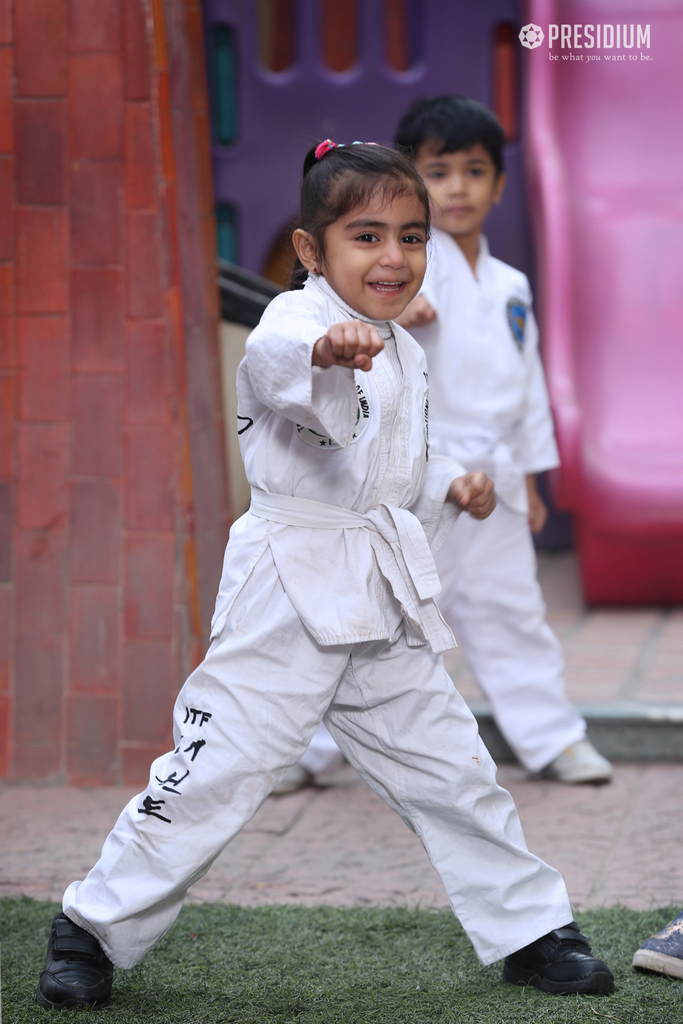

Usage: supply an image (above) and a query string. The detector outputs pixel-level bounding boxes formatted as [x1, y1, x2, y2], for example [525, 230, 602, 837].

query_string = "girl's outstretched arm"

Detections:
[312, 321, 384, 372]
[244, 294, 362, 448]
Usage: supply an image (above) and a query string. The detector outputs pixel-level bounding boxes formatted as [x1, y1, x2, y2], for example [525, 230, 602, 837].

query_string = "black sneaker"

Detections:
[36, 912, 114, 1010]
[503, 920, 615, 995]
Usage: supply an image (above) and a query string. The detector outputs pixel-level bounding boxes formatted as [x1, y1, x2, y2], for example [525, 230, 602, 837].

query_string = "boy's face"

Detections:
[295, 192, 428, 321]
[414, 141, 505, 242]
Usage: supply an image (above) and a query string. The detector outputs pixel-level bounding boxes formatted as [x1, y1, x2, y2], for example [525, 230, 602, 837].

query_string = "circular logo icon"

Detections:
[296, 383, 370, 449]
[519, 23, 544, 49]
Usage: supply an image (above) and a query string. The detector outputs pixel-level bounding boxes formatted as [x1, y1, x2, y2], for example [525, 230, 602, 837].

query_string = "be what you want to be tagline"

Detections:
[519, 23, 653, 62]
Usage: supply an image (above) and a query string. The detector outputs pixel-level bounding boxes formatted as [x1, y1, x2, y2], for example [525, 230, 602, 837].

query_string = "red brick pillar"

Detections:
[0, 0, 13, 780]
[0, 0, 228, 783]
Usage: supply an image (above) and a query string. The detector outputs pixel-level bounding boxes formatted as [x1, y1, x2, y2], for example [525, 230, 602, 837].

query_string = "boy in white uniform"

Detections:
[394, 96, 612, 783]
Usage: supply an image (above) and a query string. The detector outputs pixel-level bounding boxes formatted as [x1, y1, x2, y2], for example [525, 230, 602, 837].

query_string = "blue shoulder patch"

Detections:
[506, 297, 527, 350]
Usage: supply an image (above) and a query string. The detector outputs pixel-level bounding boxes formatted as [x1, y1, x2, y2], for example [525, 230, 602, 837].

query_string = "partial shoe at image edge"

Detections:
[632, 948, 683, 979]
[632, 911, 683, 980]
[36, 912, 114, 1010]
[541, 739, 613, 785]
[503, 921, 615, 995]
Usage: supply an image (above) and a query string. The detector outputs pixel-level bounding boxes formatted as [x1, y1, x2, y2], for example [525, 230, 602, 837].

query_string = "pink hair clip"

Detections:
[315, 139, 379, 161]
[315, 139, 338, 160]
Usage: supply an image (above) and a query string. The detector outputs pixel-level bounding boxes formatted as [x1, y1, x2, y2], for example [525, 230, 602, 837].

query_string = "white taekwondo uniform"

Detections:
[411, 229, 586, 772]
[63, 274, 571, 969]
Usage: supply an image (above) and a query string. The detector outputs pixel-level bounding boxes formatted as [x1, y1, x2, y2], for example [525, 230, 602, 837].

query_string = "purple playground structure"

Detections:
[203, 0, 532, 280]
[204, 0, 683, 604]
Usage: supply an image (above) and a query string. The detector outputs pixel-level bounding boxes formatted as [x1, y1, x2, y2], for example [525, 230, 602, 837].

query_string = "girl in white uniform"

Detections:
[37, 142, 613, 1010]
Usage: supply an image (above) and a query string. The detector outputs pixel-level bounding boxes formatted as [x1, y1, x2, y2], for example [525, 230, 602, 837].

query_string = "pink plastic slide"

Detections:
[526, 0, 683, 602]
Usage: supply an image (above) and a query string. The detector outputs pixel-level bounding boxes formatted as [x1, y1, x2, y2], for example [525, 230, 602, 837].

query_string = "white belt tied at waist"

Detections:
[249, 487, 455, 653]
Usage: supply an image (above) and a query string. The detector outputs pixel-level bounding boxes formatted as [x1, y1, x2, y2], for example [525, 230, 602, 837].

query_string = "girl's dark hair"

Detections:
[395, 95, 505, 175]
[290, 143, 431, 289]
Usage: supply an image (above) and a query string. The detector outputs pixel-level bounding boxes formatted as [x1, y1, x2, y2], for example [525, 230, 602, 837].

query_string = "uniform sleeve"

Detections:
[416, 234, 445, 314]
[409, 453, 467, 555]
[516, 303, 560, 474]
[411, 236, 448, 361]
[419, 243, 439, 307]
[245, 294, 359, 448]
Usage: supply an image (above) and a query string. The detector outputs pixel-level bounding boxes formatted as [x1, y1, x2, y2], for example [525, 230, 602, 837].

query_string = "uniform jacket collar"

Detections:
[305, 274, 394, 340]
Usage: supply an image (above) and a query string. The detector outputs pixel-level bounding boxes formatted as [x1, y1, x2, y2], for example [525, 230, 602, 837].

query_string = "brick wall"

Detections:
[0, 0, 228, 783]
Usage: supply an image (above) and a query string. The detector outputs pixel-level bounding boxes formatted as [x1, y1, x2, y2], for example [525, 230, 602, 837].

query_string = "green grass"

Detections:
[1, 898, 681, 1022]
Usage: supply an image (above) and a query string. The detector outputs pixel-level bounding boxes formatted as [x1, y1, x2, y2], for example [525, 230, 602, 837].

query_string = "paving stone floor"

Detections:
[1, 552, 682, 913]
[2, 762, 682, 912]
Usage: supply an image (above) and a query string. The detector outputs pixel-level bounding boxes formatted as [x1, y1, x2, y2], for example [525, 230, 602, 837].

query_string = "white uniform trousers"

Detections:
[64, 548, 572, 970]
[435, 501, 586, 772]
[299, 720, 344, 775]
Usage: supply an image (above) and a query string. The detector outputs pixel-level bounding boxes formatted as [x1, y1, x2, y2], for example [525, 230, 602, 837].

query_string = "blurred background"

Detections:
[1, 0, 681, 785]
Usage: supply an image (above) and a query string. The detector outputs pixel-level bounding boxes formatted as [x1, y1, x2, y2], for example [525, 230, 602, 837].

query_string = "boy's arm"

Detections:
[518, 304, 560, 474]
[394, 294, 437, 330]
[245, 297, 367, 448]
[526, 473, 548, 534]
[395, 239, 441, 331]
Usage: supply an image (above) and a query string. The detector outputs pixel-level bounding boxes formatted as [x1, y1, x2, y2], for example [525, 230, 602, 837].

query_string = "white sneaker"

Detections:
[272, 764, 314, 795]
[543, 739, 613, 784]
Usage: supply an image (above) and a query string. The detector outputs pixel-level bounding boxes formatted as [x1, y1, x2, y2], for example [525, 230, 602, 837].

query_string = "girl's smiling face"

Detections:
[293, 191, 428, 321]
